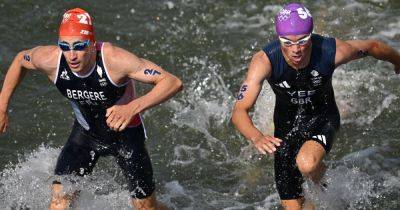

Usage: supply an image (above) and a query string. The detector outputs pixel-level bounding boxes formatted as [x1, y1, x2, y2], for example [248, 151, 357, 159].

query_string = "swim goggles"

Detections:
[278, 34, 312, 47]
[58, 40, 90, 51]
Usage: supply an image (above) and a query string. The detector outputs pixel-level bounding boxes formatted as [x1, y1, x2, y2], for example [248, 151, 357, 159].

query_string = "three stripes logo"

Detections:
[276, 81, 291, 88]
[312, 135, 327, 145]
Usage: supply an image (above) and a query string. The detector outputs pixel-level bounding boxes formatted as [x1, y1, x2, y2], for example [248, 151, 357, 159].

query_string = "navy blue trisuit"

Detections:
[53, 42, 154, 199]
[263, 34, 340, 200]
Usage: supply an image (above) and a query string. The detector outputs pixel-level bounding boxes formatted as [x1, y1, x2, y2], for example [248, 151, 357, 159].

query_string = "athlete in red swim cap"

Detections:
[58, 8, 96, 74]
[232, 2, 400, 210]
[0, 8, 182, 210]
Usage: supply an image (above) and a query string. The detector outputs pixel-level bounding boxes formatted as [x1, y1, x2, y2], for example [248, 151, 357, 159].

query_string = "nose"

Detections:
[290, 44, 301, 53]
[67, 50, 78, 61]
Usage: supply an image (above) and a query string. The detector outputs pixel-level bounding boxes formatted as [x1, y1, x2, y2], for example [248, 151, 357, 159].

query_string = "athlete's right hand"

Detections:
[106, 103, 136, 132]
[0, 110, 8, 134]
[251, 135, 282, 155]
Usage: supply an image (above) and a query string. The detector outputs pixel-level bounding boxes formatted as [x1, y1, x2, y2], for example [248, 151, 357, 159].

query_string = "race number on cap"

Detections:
[59, 8, 95, 41]
[275, 3, 313, 36]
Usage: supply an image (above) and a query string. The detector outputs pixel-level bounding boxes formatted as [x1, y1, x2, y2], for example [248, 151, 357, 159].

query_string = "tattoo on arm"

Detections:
[357, 49, 369, 58]
[144, 69, 161, 76]
[237, 84, 248, 100]
[23, 54, 31, 62]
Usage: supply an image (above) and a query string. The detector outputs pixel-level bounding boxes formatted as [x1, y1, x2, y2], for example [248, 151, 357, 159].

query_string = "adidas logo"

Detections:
[276, 81, 291, 88]
[312, 135, 326, 145]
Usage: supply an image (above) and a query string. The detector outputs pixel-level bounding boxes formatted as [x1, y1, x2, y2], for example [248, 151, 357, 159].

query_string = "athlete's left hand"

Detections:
[106, 101, 140, 131]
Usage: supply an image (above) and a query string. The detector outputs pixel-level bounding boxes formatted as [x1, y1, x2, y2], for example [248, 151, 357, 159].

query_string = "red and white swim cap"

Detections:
[59, 8, 95, 41]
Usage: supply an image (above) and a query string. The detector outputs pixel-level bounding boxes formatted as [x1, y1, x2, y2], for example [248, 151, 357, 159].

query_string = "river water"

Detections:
[0, 0, 399, 209]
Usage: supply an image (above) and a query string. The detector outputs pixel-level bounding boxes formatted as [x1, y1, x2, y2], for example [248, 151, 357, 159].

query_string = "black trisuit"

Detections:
[263, 34, 340, 200]
[53, 42, 154, 199]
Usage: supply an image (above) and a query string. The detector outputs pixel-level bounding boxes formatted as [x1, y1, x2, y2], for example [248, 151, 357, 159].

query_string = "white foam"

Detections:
[159, 181, 194, 209]
[223, 193, 280, 210]
[170, 144, 210, 166]
[0, 145, 140, 209]
[343, 2, 366, 10]
[304, 166, 377, 209]
[303, 146, 400, 209]
[333, 66, 396, 125]
[378, 17, 400, 38]
[0, 145, 59, 209]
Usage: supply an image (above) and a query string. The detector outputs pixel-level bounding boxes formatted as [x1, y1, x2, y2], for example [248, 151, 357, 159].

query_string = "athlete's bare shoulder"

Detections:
[102, 42, 142, 75]
[252, 50, 271, 64]
[27, 45, 60, 74]
[248, 50, 272, 80]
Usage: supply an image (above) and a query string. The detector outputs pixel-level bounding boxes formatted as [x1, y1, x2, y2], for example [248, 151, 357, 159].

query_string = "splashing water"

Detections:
[0, 0, 399, 209]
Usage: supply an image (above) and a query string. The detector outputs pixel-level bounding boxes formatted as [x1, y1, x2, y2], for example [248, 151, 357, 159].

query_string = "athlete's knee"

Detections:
[296, 154, 320, 176]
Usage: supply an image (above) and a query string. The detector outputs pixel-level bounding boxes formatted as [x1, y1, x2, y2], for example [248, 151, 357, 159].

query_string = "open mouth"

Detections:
[69, 62, 80, 69]
[291, 55, 302, 62]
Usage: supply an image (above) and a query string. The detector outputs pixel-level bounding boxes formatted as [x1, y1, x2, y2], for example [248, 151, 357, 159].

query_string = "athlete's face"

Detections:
[58, 36, 95, 73]
[279, 33, 312, 66]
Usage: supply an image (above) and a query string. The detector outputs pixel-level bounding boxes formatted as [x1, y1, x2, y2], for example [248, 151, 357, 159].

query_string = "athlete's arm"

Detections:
[231, 50, 282, 155]
[103, 43, 183, 131]
[0, 46, 59, 133]
[335, 38, 400, 73]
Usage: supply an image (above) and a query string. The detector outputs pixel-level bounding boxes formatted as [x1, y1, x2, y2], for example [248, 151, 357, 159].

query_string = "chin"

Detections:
[68, 65, 81, 72]
[291, 59, 301, 64]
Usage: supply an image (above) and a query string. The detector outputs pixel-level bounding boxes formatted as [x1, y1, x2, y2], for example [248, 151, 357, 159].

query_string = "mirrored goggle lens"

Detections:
[279, 34, 311, 46]
[73, 42, 89, 50]
[57, 41, 89, 51]
[282, 40, 293, 46]
[58, 43, 71, 51]
[296, 36, 311, 45]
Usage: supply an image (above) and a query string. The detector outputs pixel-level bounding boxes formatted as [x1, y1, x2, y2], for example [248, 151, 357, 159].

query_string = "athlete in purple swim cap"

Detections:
[232, 2, 400, 210]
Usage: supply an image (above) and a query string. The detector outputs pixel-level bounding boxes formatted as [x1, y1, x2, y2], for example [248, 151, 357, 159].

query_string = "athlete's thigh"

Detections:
[274, 139, 304, 200]
[307, 114, 340, 153]
[115, 125, 155, 199]
[55, 122, 100, 176]
[295, 116, 338, 172]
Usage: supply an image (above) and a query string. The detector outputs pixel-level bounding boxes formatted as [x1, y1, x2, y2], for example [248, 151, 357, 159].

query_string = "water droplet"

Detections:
[165, 1, 175, 9]
[90, 151, 95, 160]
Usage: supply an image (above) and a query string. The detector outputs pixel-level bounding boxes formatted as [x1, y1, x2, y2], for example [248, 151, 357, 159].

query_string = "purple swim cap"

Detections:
[275, 3, 313, 36]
